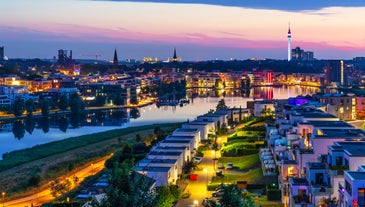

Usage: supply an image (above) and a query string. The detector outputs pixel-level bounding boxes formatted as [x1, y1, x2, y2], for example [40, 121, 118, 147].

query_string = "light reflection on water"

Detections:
[0, 86, 319, 156]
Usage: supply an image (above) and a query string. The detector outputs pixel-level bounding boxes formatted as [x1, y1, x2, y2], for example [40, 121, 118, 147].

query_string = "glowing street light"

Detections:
[203, 168, 208, 186]
[2, 192, 5, 207]
[194, 200, 198, 207]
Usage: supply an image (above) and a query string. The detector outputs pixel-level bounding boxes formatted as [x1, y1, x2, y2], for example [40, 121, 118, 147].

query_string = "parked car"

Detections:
[212, 189, 224, 197]
[216, 170, 223, 176]
[194, 157, 202, 164]
[217, 163, 224, 169]
[226, 162, 234, 170]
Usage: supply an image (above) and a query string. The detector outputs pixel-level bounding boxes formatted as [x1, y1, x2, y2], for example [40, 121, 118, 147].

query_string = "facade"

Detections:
[314, 93, 356, 121]
[324, 60, 347, 86]
[291, 47, 314, 61]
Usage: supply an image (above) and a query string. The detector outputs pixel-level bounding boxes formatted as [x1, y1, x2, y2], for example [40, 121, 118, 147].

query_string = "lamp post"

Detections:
[203, 168, 208, 186]
[2, 192, 5, 207]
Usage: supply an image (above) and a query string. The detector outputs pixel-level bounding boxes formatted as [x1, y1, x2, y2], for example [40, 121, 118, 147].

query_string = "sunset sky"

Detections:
[1, 0, 365, 61]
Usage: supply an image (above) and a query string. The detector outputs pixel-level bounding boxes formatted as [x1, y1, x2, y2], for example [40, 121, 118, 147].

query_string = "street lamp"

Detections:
[194, 200, 198, 207]
[2, 192, 5, 207]
[203, 168, 208, 186]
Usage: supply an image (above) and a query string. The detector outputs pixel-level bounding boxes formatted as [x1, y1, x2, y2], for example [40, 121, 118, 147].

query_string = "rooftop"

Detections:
[307, 162, 326, 169]
[346, 171, 365, 180]
[336, 142, 365, 157]
[160, 140, 191, 144]
[174, 128, 199, 133]
[189, 120, 215, 125]
[166, 135, 195, 139]
[148, 151, 182, 156]
[317, 129, 365, 139]
[135, 166, 171, 172]
[301, 121, 353, 128]
[290, 178, 309, 186]
[139, 158, 177, 164]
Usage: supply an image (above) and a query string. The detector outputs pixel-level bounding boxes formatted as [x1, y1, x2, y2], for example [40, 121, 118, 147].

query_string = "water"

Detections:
[0, 86, 319, 157]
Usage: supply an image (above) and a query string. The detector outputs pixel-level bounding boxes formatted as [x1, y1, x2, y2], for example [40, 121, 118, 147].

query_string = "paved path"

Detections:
[176, 150, 217, 207]
[4, 156, 109, 207]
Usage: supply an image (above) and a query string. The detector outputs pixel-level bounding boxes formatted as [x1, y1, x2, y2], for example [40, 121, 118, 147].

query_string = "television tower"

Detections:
[287, 23, 291, 61]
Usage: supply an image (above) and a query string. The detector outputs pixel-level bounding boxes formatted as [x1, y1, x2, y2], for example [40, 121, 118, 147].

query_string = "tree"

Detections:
[13, 97, 25, 117]
[25, 98, 36, 115]
[69, 93, 85, 115]
[58, 95, 68, 111]
[12, 120, 25, 140]
[58, 116, 69, 132]
[238, 106, 242, 122]
[97, 162, 156, 207]
[219, 185, 244, 207]
[216, 99, 228, 111]
[25, 114, 36, 134]
[40, 99, 50, 116]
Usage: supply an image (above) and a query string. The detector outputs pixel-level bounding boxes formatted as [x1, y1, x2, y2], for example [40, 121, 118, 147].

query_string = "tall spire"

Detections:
[113, 48, 118, 68]
[287, 22, 291, 61]
[172, 47, 177, 62]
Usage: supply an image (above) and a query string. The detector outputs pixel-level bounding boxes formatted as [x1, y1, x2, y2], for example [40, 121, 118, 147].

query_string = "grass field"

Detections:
[211, 168, 263, 185]
[218, 154, 259, 171]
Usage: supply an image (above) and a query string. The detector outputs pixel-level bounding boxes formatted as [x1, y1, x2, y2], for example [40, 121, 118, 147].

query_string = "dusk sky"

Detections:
[1, 0, 365, 61]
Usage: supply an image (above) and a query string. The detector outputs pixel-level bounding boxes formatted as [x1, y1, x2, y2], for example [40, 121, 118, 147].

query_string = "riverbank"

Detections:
[0, 123, 179, 199]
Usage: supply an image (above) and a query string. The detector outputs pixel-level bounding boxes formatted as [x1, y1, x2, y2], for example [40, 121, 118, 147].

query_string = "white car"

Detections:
[194, 157, 202, 164]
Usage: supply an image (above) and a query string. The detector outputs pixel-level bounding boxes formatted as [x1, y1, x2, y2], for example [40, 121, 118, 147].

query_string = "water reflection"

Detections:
[1, 86, 322, 140]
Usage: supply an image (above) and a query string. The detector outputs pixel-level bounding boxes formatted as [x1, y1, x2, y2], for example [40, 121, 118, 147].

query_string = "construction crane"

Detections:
[79, 53, 103, 64]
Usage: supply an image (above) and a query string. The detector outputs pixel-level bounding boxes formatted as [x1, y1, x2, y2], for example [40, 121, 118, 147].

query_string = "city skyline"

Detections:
[1, 0, 365, 61]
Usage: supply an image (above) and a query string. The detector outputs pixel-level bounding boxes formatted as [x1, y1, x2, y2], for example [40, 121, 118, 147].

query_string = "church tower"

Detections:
[113, 49, 118, 68]
[172, 48, 178, 62]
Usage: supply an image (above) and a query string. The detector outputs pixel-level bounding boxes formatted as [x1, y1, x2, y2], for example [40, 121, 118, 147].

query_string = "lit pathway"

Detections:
[176, 150, 217, 207]
[4, 155, 110, 207]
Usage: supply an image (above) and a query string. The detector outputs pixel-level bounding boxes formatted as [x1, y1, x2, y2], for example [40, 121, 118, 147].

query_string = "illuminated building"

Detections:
[324, 60, 347, 86]
[288, 23, 291, 61]
[291, 47, 314, 61]
[169, 48, 182, 62]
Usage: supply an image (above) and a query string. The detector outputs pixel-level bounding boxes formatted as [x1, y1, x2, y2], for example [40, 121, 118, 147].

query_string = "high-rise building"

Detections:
[291, 47, 314, 61]
[287, 24, 291, 61]
[0, 46, 4, 61]
[113, 49, 118, 69]
[324, 60, 347, 85]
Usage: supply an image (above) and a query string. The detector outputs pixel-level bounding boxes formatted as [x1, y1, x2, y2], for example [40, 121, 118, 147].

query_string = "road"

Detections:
[3, 156, 110, 207]
[176, 150, 218, 207]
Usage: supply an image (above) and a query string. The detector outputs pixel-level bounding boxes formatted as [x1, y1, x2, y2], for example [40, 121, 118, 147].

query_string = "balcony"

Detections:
[328, 165, 349, 177]
[292, 195, 313, 207]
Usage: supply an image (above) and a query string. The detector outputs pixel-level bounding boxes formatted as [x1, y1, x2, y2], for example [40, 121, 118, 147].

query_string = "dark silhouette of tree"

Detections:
[98, 161, 156, 207]
[135, 134, 142, 142]
[40, 117, 50, 133]
[216, 99, 228, 111]
[130, 107, 140, 119]
[69, 93, 85, 115]
[70, 113, 81, 128]
[239, 106, 242, 122]
[25, 98, 36, 115]
[219, 185, 244, 207]
[92, 95, 106, 107]
[12, 120, 25, 140]
[40, 99, 50, 116]
[58, 116, 69, 132]
[25, 114, 36, 134]
[113, 95, 124, 106]
[13, 97, 25, 117]
[58, 95, 68, 111]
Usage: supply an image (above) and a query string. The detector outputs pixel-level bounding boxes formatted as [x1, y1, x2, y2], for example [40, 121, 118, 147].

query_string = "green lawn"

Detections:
[218, 154, 259, 171]
[211, 168, 263, 185]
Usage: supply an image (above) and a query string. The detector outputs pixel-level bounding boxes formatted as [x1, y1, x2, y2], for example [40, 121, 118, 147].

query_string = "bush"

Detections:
[267, 189, 281, 201]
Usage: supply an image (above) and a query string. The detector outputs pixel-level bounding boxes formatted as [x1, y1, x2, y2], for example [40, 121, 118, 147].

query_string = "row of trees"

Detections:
[12, 93, 84, 117]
